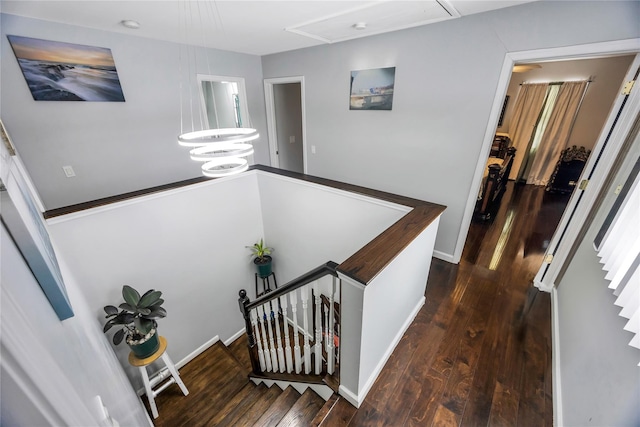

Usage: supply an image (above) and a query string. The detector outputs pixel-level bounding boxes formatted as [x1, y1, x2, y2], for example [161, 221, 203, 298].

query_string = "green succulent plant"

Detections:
[103, 285, 167, 345]
[246, 238, 273, 263]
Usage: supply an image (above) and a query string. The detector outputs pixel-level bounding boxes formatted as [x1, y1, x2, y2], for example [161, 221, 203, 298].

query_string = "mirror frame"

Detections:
[197, 74, 251, 130]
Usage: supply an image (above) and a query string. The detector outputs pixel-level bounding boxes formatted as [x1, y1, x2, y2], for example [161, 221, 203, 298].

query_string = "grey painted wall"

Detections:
[1, 221, 151, 426]
[261, 1, 640, 258]
[556, 130, 640, 426]
[0, 13, 269, 210]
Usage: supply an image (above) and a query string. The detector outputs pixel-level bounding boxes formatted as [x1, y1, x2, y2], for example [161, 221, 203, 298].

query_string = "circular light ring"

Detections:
[201, 157, 249, 178]
[178, 128, 259, 147]
[189, 143, 254, 161]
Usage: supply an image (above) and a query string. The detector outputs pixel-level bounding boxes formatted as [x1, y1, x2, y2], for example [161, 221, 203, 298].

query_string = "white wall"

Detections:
[261, 1, 640, 259]
[256, 171, 409, 285]
[45, 169, 408, 390]
[1, 221, 151, 426]
[555, 130, 640, 425]
[339, 217, 440, 406]
[500, 55, 635, 151]
[47, 173, 264, 388]
[0, 13, 269, 210]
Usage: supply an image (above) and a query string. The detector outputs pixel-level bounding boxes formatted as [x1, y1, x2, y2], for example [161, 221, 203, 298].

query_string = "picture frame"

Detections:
[7, 35, 125, 102]
[350, 67, 395, 111]
[0, 142, 73, 320]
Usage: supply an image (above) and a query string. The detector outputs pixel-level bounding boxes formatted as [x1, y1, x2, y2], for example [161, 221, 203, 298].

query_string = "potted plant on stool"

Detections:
[103, 285, 167, 358]
[247, 238, 274, 278]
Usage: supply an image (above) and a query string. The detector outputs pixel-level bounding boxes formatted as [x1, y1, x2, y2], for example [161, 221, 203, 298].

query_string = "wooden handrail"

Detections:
[243, 261, 338, 311]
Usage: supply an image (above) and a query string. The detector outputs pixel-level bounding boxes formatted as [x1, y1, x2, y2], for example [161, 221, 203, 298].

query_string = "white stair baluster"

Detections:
[272, 300, 286, 373]
[324, 305, 329, 353]
[280, 295, 294, 373]
[301, 284, 312, 374]
[257, 304, 272, 372]
[265, 302, 279, 372]
[313, 281, 323, 374]
[327, 277, 337, 375]
[250, 308, 266, 371]
[290, 289, 302, 374]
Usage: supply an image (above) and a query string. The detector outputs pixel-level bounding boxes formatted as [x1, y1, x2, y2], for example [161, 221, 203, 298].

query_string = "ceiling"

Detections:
[0, 1, 536, 56]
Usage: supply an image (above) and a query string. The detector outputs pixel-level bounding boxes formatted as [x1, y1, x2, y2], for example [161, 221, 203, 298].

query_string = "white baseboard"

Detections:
[224, 328, 246, 346]
[176, 335, 219, 369]
[551, 288, 563, 427]
[338, 384, 360, 408]
[352, 296, 426, 407]
[433, 250, 455, 264]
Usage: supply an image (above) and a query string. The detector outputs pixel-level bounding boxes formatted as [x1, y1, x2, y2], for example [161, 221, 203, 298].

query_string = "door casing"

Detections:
[264, 76, 308, 173]
[455, 39, 640, 292]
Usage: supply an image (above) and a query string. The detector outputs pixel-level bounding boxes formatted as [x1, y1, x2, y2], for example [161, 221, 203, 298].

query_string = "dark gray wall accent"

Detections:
[0, 13, 269, 209]
[274, 83, 304, 173]
[261, 0, 640, 258]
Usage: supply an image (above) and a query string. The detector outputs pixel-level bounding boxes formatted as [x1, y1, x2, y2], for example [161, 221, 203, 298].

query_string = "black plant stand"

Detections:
[255, 272, 278, 298]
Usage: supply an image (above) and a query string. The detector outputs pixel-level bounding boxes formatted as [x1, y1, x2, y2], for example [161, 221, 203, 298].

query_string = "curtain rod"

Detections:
[520, 80, 592, 86]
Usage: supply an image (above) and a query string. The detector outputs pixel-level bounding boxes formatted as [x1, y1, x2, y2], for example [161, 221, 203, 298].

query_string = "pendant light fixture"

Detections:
[177, 1, 259, 178]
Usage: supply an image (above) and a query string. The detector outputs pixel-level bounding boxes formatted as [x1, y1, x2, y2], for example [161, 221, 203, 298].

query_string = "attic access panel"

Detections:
[286, 0, 458, 44]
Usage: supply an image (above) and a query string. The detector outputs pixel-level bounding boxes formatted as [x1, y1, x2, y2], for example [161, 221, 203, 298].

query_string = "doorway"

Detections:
[455, 40, 640, 292]
[264, 77, 307, 173]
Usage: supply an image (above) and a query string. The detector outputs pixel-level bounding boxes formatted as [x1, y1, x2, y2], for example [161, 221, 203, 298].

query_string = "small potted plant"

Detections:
[103, 285, 167, 358]
[247, 238, 274, 278]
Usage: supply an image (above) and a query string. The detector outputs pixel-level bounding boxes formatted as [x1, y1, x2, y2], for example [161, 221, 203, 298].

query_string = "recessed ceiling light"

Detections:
[353, 22, 367, 30]
[120, 20, 141, 29]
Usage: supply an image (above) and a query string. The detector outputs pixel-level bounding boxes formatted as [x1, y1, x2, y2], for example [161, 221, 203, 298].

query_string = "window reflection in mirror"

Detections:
[197, 75, 250, 130]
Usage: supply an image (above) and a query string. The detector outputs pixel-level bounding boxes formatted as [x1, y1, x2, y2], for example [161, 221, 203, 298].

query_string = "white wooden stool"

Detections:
[128, 336, 189, 419]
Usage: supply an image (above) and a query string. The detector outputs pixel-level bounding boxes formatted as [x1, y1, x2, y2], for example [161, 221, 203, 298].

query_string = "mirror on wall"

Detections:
[197, 74, 250, 130]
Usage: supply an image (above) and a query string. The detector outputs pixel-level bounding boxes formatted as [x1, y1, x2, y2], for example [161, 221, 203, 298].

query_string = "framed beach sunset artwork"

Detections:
[7, 35, 125, 102]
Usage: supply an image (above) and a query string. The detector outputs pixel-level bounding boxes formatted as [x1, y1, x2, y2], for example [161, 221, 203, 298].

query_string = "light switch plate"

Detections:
[62, 165, 76, 177]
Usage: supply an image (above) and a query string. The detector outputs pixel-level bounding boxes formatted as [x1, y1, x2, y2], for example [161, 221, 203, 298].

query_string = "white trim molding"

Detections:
[455, 39, 640, 268]
[263, 76, 308, 173]
[551, 287, 563, 427]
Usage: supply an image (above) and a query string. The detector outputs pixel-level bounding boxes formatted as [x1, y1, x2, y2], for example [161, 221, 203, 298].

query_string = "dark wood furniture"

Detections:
[475, 146, 516, 220]
[546, 145, 590, 194]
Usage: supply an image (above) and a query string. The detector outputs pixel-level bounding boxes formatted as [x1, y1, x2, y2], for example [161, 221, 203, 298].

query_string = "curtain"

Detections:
[526, 81, 588, 185]
[507, 83, 549, 180]
[519, 85, 560, 182]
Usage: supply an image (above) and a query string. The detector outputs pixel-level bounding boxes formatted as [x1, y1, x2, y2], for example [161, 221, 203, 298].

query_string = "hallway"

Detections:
[150, 183, 569, 426]
[345, 182, 569, 426]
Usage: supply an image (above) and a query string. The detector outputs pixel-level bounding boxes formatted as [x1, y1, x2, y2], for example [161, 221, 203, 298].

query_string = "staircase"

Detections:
[147, 338, 355, 426]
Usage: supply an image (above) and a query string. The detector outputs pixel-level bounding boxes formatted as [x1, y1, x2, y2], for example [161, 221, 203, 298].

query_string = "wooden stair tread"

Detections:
[150, 342, 248, 426]
[253, 386, 302, 427]
[310, 393, 339, 426]
[275, 388, 325, 427]
[203, 382, 257, 426]
[317, 396, 358, 426]
[222, 384, 282, 426]
[216, 383, 275, 427]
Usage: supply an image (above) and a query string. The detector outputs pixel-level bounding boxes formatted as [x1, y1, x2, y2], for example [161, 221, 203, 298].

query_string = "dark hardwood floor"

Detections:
[148, 182, 569, 426]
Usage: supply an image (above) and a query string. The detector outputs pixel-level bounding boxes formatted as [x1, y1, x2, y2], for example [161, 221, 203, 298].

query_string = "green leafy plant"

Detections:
[103, 285, 167, 345]
[246, 238, 273, 263]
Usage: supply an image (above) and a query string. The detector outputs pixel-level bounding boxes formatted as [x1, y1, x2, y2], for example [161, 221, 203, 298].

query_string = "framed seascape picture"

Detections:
[7, 35, 125, 102]
[0, 142, 74, 320]
[350, 67, 395, 110]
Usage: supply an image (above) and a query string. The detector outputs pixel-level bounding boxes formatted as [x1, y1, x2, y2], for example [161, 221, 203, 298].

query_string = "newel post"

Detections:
[238, 289, 261, 374]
